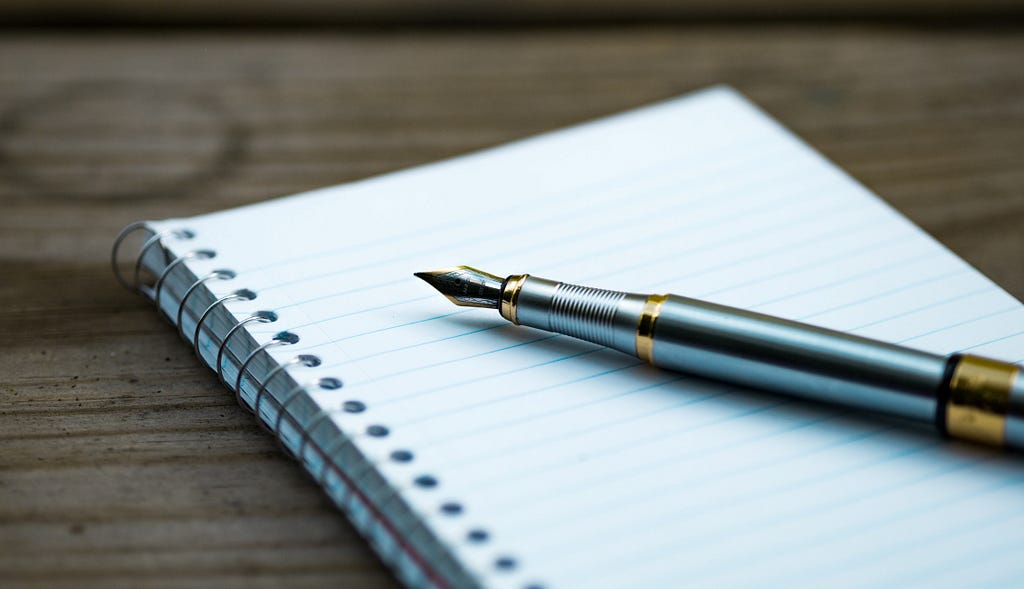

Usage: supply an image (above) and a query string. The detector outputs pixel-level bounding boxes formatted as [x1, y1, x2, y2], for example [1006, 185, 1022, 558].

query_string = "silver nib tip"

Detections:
[414, 266, 504, 309]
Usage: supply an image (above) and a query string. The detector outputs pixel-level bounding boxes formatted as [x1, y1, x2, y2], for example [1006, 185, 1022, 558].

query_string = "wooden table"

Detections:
[2, 26, 1022, 588]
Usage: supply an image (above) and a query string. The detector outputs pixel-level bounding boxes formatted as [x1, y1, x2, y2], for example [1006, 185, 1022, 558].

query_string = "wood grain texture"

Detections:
[2, 0, 1023, 26]
[1, 26, 1022, 588]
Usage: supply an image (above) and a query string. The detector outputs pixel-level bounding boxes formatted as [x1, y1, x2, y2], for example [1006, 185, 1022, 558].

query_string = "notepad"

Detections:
[119, 86, 1024, 589]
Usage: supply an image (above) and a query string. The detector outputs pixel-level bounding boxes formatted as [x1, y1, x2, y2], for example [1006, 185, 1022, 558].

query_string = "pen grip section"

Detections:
[513, 276, 647, 355]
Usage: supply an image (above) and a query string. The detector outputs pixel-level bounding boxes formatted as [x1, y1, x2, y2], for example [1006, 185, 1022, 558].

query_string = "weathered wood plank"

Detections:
[1, 0, 1022, 26]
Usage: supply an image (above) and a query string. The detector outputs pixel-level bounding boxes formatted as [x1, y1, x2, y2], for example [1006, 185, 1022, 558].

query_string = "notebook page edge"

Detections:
[131, 240, 484, 589]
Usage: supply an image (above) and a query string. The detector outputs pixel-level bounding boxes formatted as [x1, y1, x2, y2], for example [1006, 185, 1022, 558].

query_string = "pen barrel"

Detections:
[509, 276, 1024, 450]
[648, 294, 947, 422]
[648, 296, 1024, 449]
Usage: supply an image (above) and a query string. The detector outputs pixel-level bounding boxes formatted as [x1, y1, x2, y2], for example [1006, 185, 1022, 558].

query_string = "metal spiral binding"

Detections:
[112, 221, 149, 290]
[244, 353, 305, 416]
[215, 310, 278, 384]
[176, 269, 237, 338]
[112, 222, 196, 294]
[192, 288, 257, 365]
[153, 249, 215, 311]
[114, 222, 487, 589]
[136, 230, 198, 297]
[133, 230, 174, 291]
[251, 348, 307, 424]
[253, 354, 321, 419]
[235, 332, 301, 412]
[275, 377, 343, 458]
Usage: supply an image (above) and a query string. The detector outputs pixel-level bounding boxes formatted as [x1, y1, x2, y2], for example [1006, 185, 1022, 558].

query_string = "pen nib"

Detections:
[414, 266, 504, 309]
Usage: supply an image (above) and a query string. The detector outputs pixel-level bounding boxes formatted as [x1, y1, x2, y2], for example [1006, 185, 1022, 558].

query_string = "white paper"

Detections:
[155, 86, 1024, 589]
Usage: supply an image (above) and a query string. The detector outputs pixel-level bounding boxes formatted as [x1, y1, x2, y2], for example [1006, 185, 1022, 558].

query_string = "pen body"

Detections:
[650, 294, 946, 422]
[503, 275, 1024, 450]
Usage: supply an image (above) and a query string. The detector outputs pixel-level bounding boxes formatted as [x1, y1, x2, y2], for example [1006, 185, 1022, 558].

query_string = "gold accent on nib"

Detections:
[636, 294, 668, 363]
[414, 266, 504, 309]
[946, 355, 1018, 446]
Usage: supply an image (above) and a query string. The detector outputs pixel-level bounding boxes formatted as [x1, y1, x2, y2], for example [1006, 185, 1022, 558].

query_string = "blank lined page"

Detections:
[156, 86, 1024, 589]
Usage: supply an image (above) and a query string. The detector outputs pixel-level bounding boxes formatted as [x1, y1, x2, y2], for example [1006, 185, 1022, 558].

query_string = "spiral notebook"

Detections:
[115, 86, 1024, 589]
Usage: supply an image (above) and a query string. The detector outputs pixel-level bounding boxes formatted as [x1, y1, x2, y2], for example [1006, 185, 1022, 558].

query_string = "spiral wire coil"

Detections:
[113, 223, 522, 588]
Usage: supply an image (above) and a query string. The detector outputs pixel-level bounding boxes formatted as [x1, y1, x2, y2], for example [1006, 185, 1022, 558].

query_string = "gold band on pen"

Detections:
[636, 294, 668, 363]
[945, 355, 1018, 446]
[500, 274, 529, 324]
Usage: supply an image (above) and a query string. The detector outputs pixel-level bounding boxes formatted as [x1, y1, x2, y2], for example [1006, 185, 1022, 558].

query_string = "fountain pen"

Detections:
[415, 266, 1024, 451]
